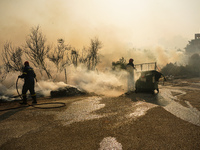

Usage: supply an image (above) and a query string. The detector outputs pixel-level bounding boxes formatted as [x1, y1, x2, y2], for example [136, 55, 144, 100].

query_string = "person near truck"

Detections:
[154, 71, 166, 92]
[126, 58, 136, 92]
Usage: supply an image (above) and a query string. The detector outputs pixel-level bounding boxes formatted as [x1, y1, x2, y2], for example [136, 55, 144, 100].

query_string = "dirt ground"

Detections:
[165, 77, 200, 111]
[0, 78, 200, 150]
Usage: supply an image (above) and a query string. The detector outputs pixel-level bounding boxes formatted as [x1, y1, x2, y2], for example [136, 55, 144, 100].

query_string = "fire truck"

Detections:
[134, 62, 166, 94]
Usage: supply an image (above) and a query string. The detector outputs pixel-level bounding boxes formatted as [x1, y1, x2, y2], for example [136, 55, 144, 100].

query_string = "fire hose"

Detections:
[16, 77, 23, 100]
[0, 78, 66, 112]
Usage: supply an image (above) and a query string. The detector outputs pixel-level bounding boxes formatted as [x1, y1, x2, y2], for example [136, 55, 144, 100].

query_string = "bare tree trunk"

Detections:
[64, 68, 67, 83]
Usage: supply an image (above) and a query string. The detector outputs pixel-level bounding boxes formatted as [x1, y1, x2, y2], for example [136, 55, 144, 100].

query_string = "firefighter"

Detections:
[126, 58, 136, 92]
[154, 71, 166, 92]
[18, 61, 37, 104]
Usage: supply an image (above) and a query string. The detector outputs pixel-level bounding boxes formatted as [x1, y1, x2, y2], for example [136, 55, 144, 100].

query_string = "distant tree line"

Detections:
[185, 37, 200, 55]
[161, 53, 200, 78]
[0, 25, 102, 82]
[161, 35, 200, 78]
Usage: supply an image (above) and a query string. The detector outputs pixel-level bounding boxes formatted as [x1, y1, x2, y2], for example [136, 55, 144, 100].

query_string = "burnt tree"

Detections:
[25, 25, 51, 79]
[2, 42, 23, 73]
[48, 39, 71, 72]
[48, 39, 71, 82]
[87, 37, 102, 70]
[71, 49, 79, 67]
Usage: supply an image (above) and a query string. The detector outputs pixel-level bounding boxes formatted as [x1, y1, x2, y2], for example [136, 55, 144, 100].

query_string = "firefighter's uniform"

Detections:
[18, 61, 37, 104]
[126, 59, 136, 92]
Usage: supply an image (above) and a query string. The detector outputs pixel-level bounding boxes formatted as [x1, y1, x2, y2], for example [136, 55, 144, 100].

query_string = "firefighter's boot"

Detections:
[20, 96, 27, 105]
[32, 95, 37, 104]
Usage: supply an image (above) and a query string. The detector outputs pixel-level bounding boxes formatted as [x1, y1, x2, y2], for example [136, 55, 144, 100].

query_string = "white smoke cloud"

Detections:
[0, 64, 129, 100]
[0, 44, 186, 101]
[67, 65, 127, 97]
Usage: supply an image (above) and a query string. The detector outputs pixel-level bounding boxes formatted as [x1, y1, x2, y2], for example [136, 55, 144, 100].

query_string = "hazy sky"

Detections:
[0, 0, 200, 53]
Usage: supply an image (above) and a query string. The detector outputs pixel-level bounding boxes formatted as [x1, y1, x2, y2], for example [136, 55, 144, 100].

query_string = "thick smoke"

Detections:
[0, 6, 187, 99]
[0, 43, 186, 101]
[0, 64, 128, 101]
[67, 65, 127, 97]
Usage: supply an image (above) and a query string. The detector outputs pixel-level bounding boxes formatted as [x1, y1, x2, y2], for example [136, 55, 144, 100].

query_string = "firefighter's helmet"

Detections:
[24, 61, 29, 66]
[129, 58, 134, 63]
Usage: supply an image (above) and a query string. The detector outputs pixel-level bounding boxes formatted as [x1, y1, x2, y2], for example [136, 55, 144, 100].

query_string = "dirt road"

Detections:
[0, 80, 200, 149]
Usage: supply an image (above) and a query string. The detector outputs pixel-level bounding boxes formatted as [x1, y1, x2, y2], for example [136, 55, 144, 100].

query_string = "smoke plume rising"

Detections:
[0, 0, 195, 100]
